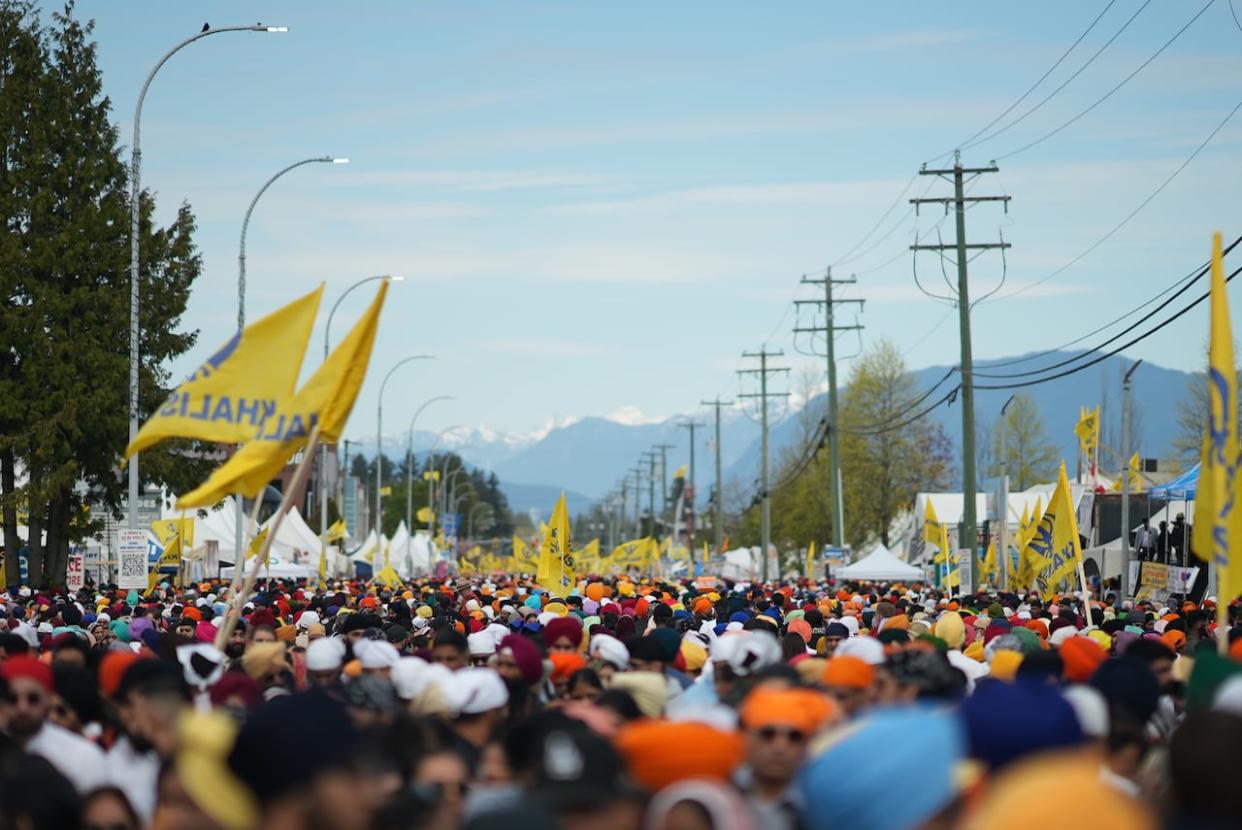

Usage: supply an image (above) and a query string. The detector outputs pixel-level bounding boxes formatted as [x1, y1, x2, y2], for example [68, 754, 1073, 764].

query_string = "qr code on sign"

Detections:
[120, 555, 145, 578]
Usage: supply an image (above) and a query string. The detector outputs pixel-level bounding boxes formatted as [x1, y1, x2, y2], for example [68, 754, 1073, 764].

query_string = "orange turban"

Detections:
[788, 619, 812, 645]
[740, 688, 840, 734]
[616, 720, 743, 792]
[1025, 619, 1049, 640]
[1230, 638, 1242, 662]
[99, 652, 145, 699]
[182, 606, 202, 622]
[1060, 637, 1107, 683]
[549, 652, 587, 684]
[692, 597, 713, 615]
[822, 656, 875, 689]
[586, 583, 606, 602]
[1161, 630, 1187, 653]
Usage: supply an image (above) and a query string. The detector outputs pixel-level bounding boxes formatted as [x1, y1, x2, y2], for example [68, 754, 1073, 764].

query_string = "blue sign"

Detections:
[441, 513, 460, 537]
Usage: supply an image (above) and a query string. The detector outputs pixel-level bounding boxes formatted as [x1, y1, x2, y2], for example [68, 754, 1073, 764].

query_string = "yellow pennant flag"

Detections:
[148, 515, 193, 592]
[417, 507, 434, 524]
[702, 541, 710, 568]
[178, 282, 388, 507]
[805, 540, 817, 578]
[538, 494, 574, 592]
[374, 563, 404, 588]
[324, 519, 348, 542]
[513, 536, 538, 571]
[318, 544, 327, 584]
[245, 527, 269, 560]
[1194, 231, 1242, 606]
[611, 537, 652, 571]
[924, 499, 949, 565]
[127, 286, 323, 458]
[1022, 463, 1083, 600]
[379, 486, 392, 497]
[982, 540, 997, 584]
[1074, 406, 1099, 454]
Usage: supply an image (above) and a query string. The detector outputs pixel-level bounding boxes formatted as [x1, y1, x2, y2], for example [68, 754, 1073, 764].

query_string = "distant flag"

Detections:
[324, 519, 348, 542]
[1193, 232, 1242, 619]
[126, 286, 323, 458]
[1020, 463, 1084, 600]
[177, 282, 387, 507]
[1074, 406, 1099, 454]
[538, 494, 574, 592]
[805, 540, 817, 578]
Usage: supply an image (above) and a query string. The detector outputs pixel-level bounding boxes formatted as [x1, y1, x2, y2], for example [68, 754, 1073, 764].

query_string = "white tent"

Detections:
[834, 544, 922, 581]
[262, 507, 320, 566]
[220, 554, 311, 581]
[349, 530, 380, 568]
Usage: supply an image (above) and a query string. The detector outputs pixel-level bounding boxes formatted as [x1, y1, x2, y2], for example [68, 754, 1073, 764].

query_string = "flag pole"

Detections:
[215, 425, 322, 650]
[1218, 570, 1229, 656]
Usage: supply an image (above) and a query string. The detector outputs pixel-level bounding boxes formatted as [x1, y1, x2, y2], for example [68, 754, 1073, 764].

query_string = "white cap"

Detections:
[589, 633, 630, 670]
[355, 639, 400, 670]
[1049, 626, 1080, 647]
[1062, 684, 1109, 738]
[442, 667, 509, 716]
[710, 631, 780, 676]
[835, 636, 886, 666]
[467, 631, 496, 657]
[306, 637, 347, 672]
[296, 611, 321, 630]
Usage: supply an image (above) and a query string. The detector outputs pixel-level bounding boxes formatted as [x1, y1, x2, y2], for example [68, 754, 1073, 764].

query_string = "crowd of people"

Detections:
[1, 570, 1241, 830]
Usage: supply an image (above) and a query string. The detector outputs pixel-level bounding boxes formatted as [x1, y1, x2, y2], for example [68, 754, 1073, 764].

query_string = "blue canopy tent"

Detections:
[1149, 463, 1199, 500]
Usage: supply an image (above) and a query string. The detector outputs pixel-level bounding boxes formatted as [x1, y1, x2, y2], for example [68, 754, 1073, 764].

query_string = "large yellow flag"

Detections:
[1194, 232, 1242, 604]
[924, 499, 950, 565]
[148, 515, 193, 592]
[1021, 463, 1083, 600]
[538, 494, 574, 593]
[611, 537, 652, 570]
[127, 286, 323, 458]
[178, 282, 387, 507]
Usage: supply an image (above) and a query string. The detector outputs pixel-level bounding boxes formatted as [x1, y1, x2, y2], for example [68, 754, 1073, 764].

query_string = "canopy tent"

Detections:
[261, 507, 321, 566]
[220, 554, 311, 581]
[834, 544, 922, 581]
[1150, 463, 1198, 500]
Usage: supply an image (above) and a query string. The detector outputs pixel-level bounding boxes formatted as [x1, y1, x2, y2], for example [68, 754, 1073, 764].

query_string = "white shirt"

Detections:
[26, 722, 108, 794]
[106, 735, 161, 822]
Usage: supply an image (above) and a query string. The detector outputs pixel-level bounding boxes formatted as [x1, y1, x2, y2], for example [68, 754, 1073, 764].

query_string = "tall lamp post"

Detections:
[376, 356, 435, 537]
[427, 425, 466, 555]
[406, 396, 455, 564]
[128, 22, 287, 530]
[235, 154, 347, 566]
[321, 276, 403, 549]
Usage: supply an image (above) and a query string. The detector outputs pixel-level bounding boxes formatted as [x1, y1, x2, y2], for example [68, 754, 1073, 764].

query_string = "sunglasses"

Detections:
[757, 726, 806, 744]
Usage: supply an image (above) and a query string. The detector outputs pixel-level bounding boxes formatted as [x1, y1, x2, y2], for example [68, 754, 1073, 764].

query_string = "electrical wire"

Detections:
[1231, 0, 1242, 32]
[832, 173, 920, 266]
[996, 96, 1242, 301]
[940, 0, 1120, 158]
[961, 0, 1152, 153]
[996, 0, 1215, 161]
[977, 234, 1242, 370]
[976, 261, 1242, 391]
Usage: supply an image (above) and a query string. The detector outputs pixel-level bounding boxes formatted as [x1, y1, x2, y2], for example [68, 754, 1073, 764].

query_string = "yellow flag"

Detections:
[982, 540, 997, 584]
[148, 514, 193, 592]
[416, 507, 434, 524]
[127, 286, 323, 458]
[945, 566, 961, 588]
[318, 544, 327, 585]
[702, 541, 710, 568]
[805, 540, 817, 577]
[611, 537, 652, 570]
[513, 536, 538, 571]
[245, 527, 269, 560]
[178, 282, 388, 507]
[924, 499, 948, 564]
[325, 519, 348, 542]
[538, 494, 573, 592]
[379, 486, 392, 497]
[374, 563, 404, 588]
[1021, 463, 1083, 600]
[1194, 232, 1242, 604]
[1074, 406, 1099, 454]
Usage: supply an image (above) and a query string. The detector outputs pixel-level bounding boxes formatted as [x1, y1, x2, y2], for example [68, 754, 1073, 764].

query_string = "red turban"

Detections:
[499, 635, 543, 686]
[1, 655, 53, 692]
[543, 616, 583, 648]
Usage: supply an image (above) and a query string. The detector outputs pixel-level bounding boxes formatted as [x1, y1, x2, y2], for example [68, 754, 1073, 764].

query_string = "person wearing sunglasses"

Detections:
[736, 687, 840, 830]
[0, 655, 108, 794]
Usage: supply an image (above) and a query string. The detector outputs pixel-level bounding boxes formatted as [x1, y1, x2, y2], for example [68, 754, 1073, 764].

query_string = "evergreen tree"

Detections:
[0, 3, 206, 586]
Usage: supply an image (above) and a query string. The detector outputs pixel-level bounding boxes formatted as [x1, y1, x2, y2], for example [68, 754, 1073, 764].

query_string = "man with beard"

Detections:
[106, 659, 191, 823]
[0, 655, 107, 793]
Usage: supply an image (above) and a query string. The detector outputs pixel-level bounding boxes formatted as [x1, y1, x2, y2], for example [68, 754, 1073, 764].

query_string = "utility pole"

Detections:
[912, 152, 1011, 583]
[629, 467, 644, 537]
[998, 394, 1015, 591]
[1120, 360, 1142, 601]
[642, 453, 658, 539]
[679, 421, 705, 547]
[654, 443, 675, 533]
[794, 268, 864, 548]
[738, 348, 790, 581]
[700, 398, 733, 555]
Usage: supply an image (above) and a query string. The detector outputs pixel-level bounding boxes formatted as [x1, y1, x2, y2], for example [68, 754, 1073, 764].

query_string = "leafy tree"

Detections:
[988, 392, 1058, 490]
[838, 339, 954, 549]
[0, 2, 206, 586]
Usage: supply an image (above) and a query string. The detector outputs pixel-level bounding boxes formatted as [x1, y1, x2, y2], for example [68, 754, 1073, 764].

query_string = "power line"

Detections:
[832, 173, 920, 266]
[996, 0, 1215, 161]
[997, 95, 1242, 300]
[976, 260, 1242, 391]
[979, 234, 1242, 370]
[943, 0, 1121, 157]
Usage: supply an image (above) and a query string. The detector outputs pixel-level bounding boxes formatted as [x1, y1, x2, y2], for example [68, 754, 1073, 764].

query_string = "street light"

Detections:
[128, 22, 287, 530]
[427, 425, 466, 554]
[468, 502, 493, 540]
[320, 276, 403, 548]
[376, 356, 435, 537]
[234, 155, 348, 567]
[238, 155, 349, 329]
[406, 396, 455, 564]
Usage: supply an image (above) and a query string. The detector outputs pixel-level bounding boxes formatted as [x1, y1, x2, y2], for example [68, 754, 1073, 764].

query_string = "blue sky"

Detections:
[76, 0, 1242, 440]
